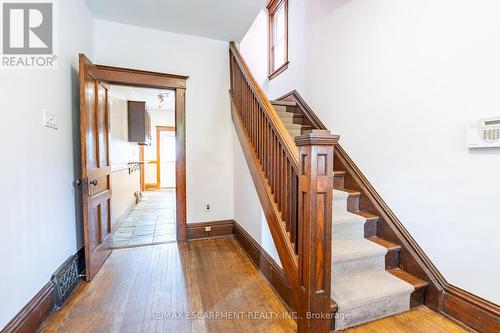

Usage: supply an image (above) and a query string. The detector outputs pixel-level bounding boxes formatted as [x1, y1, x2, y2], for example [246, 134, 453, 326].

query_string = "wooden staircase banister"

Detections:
[229, 42, 299, 170]
[229, 42, 336, 333]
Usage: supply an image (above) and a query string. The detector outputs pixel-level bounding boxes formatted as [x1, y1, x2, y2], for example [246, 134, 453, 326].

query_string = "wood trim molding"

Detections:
[442, 285, 500, 333]
[139, 146, 145, 191]
[186, 220, 234, 240]
[276, 90, 446, 309]
[267, 0, 289, 79]
[93, 63, 188, 242]
[1, 283, 56, 333]
[93, 65, 188, 89]
[232, 221, 294, 311]
[1, 248, 85, 333]
[276, 90, 327, 129]
[275, 90, 500, 331]
[268, 61, 289, 80]
[175, 88, 187, 241]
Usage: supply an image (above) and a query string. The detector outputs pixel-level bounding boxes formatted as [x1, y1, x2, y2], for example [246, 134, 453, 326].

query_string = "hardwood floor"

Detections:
[41, 237, 296, 333]
[342, 306, 470, 333]
[40, 237, 469, 333]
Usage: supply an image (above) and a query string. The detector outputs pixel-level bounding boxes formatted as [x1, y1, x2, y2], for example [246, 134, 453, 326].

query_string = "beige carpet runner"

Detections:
[331, 189, 414, 330]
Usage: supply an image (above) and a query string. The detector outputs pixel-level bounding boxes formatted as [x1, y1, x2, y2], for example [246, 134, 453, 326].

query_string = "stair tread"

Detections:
[276, 110, 295, 117]
[284, 123, 307, 130]
[334, 170, 346, 176]
[271, 100, 297, 107]
[388, 268, 428, 290]
[332, 270, 415, 309]
[330, 300, 338, 312]
[368, 237, 401, 252]
[353, 210, 379, 222]
[343, 188, 361, 197]
[332, 238, 387, 263]
[333, 210, 366, 224]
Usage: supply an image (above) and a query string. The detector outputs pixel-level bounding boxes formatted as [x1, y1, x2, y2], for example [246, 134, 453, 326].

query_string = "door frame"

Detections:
[156, 125, 176, 189]
[93, 64, 189, 240]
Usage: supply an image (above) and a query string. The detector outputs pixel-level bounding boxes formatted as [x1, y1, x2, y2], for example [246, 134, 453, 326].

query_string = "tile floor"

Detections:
[107, 189, 176, 248]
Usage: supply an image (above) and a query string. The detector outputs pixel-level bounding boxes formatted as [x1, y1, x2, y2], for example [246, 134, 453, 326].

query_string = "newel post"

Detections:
[295, 130, 339, 333]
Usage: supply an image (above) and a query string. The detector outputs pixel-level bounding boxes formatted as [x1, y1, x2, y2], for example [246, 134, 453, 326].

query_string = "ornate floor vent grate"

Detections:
[51, 256, 80, 307]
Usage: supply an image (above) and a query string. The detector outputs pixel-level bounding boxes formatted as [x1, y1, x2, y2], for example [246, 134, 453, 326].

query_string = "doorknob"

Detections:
[89, 179, 98, 186]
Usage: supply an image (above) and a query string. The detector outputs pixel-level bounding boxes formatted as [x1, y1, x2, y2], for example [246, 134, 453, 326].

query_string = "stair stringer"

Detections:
[275, 90, 447, 312]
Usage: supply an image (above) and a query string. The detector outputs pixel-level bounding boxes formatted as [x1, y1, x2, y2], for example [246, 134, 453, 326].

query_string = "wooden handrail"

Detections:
[229, 41, 300, 284]
[229, 42, 299, 170]
[229, 42, 336, 333]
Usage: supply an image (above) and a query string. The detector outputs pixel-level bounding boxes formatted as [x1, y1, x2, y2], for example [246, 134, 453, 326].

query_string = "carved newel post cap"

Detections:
[294, 129, 340, 146]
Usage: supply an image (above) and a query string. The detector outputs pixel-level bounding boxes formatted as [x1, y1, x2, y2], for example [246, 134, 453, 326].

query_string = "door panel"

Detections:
[79, 54, 112, 281]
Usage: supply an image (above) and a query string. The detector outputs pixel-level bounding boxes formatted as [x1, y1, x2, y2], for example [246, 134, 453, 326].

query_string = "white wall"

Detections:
[0, 0, 94, 329]
[111, 169, 140, 226]
[233, 131, 281, 265]
[94, 20, 234, 223]
[239, 0, 500, 304]
[108, 96, 140, 226]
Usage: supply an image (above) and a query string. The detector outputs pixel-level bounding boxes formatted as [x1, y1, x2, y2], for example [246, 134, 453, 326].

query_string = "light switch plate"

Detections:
[43, 110, 58, 129]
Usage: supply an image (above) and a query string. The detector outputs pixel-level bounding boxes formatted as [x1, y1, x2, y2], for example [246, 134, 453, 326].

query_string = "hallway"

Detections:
[107, 190, 177, 248]
[40, 238, 296, 333]
[40, 237, 467, 333]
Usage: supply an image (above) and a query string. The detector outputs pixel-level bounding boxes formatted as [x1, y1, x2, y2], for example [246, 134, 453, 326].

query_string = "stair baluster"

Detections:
[229, 42, 336, 333]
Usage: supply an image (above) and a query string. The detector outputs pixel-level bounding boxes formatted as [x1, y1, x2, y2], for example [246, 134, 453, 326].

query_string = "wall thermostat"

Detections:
[466, 117, 500, 149]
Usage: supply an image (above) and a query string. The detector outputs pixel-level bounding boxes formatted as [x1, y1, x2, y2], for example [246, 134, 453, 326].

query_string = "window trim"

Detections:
[267, 0, 289, 80]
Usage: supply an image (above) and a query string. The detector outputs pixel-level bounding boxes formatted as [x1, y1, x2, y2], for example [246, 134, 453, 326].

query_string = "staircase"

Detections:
[271, 99, 428, 330]
[229, 42, 439, 333]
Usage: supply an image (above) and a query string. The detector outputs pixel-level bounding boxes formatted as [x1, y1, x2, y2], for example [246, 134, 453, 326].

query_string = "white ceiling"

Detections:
[84, 0, 267, 42]
[109, 85, 175, 111]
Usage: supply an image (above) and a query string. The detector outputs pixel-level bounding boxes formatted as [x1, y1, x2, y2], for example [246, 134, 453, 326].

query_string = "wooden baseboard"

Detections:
[1, 248, 86, 333]
[442, 285, 500, 333]
[186, 220, 234, 240]
[1, 282, 56, 333]
[232, 219, 500, 332]
[232, 221, 295, 311]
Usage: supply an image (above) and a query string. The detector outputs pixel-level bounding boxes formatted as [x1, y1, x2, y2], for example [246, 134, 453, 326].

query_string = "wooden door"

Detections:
[79, 54, 112, 281]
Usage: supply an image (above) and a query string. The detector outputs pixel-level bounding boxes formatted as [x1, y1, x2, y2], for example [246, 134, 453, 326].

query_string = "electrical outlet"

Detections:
[43, 109, 58, 129]
[205, 226, 211, 232]
[205, 204, 211, 212]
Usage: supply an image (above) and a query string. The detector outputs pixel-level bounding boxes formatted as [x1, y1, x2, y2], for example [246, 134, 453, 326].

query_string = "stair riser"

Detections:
[333, 175, 345, 190]
[277, 111, 307, 122]
[329, 288, 424, 331]
[333, 222, 365, 240]
[364, 220, 377, 238]
[332, 218, 377, 239]
[333, 215, 378, 239]
[334, 293, 411, 331]
[347, 195, 359, 211]
[332, 248, 399, 278]
[332, 256, 386, 280]
[385, 250, 399, 269]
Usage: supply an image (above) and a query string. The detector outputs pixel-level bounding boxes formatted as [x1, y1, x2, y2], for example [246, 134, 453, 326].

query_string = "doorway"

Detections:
[79, 55, 187, 280]
[157, 126, 176, 188]
[105, 86, 177, 248]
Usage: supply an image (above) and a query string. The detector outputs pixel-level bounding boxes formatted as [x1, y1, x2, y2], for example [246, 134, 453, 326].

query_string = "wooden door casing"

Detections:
[79, 54, 112, 281]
